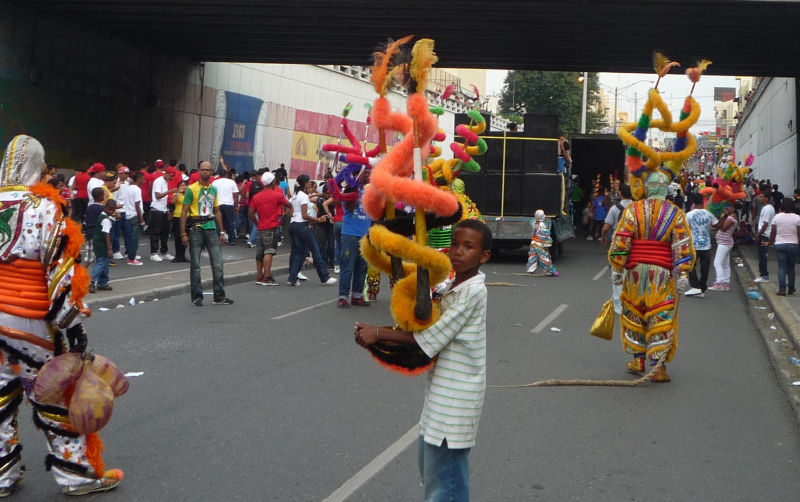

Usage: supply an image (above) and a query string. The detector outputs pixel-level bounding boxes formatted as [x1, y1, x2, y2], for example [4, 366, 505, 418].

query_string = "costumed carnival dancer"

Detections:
[526, 210, 558, 277]
[0, 135, 123, 496]
[353, 36, 491, 500]
[610, 54, 704, 382]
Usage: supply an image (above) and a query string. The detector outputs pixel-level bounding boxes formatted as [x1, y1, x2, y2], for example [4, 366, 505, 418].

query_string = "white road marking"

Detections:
[110, 259, 253, 282]
[271, 299, 338, 319]
[592, 267, 608, 281]
[322, 424, 419, 502]
[531, 304, 569, 333]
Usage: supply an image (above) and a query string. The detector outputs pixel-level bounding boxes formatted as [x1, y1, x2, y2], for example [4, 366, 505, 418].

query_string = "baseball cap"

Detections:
[103, 171, 116, 181]
[117, 165, 130, 173]
[154, 159, 165, 168]
[166, 166, 178, 176]
[261, 172, 275, 185]
[89, 162, 105, 173]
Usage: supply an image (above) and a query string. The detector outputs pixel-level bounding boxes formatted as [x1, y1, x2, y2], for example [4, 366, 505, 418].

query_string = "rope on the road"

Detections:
[488, 348, 669, 388]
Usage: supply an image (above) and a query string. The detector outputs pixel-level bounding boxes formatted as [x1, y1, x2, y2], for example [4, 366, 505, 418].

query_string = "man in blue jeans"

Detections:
[337, 183, 371, 308]
[180, 161, 233, 306]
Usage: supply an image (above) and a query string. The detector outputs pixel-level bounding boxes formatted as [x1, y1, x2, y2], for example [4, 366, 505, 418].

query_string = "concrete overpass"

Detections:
[9, 0, 800, 76]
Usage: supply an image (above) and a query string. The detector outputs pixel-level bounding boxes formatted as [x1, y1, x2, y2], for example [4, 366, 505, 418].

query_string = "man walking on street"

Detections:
[249, 172, 289, 285]
[180, 161, 233, 306]
[684, 193, 718, 297]
[755, 186, 775, 283]
[122, 172, 145, 265]
[212, 169, 239, 244]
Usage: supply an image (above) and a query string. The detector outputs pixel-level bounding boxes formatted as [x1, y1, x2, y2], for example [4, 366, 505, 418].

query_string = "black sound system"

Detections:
[454, 113, 562, 217]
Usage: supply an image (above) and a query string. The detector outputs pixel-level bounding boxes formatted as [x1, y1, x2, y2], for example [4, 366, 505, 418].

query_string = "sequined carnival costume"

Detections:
[0, 135, 122, 494]
[526, 210, 557, 276]
[609, 54, 706, 382]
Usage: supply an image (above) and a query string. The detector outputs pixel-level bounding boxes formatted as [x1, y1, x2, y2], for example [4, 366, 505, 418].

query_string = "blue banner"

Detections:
[220, 91, 263, 174]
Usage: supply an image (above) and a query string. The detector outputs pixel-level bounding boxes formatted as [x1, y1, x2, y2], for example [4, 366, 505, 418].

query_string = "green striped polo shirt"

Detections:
[414, 271, 487, 449]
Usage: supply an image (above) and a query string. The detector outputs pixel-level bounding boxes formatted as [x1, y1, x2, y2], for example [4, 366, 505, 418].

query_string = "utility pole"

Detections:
[613, 87, 618, 131]
[581, 72, 588, 134]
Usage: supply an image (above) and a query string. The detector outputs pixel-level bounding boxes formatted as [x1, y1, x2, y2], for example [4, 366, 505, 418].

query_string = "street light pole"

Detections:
[581, 72, 588, 134]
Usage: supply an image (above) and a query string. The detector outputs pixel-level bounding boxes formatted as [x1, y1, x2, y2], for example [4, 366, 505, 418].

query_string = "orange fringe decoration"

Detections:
[30, 182, 65, 210]
[70, 264, 90, 309]
[85, 432, 106, 477]
[371, 35, 413, 97]
[62, 218, 84, 261]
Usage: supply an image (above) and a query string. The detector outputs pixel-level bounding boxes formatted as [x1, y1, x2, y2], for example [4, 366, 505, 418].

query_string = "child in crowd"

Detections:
[354, 219, 492, 501]
[89, 199, 118, 293]
[83, 187, 106, 263]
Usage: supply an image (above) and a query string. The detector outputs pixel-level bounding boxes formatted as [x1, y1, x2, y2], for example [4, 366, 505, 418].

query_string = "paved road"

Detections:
[10, 239, 800, 501]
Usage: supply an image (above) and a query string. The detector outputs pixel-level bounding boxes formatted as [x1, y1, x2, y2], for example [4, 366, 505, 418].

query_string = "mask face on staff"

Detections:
[644, 171, 670, 200]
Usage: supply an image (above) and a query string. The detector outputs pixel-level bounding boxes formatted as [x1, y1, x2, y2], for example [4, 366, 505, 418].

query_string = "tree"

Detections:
[498, 71, 604, 136]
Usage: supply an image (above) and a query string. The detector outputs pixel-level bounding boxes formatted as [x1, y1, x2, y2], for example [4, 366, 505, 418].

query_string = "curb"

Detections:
[84, 264, 291, 309]
[733, 246, 800, 423]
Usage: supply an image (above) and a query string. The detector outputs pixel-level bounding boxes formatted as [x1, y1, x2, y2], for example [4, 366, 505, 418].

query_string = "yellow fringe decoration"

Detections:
[410, 38, 437, 93]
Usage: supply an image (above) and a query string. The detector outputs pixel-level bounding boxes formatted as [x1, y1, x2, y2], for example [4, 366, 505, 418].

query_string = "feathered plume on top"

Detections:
[409, 38, 438, 94]
[653, 51, 680, 78]
[441, 83, 456, 101]
[686, 59, 712, 83]
[744, 153, 755, 167]
[371, 35, 414, 96]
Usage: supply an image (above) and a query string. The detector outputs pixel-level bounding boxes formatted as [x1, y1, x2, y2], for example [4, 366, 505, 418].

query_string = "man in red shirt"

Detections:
[249, 172, 289, 285]
[71, 164, 91, 223]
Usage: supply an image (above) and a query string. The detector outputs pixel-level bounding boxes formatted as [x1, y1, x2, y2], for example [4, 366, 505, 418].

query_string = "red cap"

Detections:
[165, 166, 178, 176]
[154, 159, 165, 168]
[89, 162, 106, 173]
[117, 165, 130, 173]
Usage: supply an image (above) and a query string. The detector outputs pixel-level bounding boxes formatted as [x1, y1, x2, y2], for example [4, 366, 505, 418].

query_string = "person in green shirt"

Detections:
[90, 199, 118, 293]
[180, 161, 233, 306]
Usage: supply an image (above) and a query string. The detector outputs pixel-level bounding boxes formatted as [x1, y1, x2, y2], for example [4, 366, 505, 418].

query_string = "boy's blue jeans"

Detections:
[91, 256, 110, 287]
[418, 437, 470, 502]
[338, 234, 367, 299]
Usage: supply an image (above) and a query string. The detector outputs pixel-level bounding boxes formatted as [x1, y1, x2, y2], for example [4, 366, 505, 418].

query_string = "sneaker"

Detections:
[695, 292, 705, 298]
[776, 290, 786, 296]
[96, 285, 113, 291]
[789, 288, 796, 295]
[192, 297, 203, 307]
[350, 297, 370, 307]
[754, 276, 770, 283]
[586, 235, 594, 240]
[163, 253, 175, 261]
[337, 298, 350, 308]
[171, 257, 188, 263]
[298, 272, 309, 281]
[127, 259, 143, 266]
[213, 298, 234, 305]
[88, 283, 96, 294]
[684, 288, 702, 297]
[256, 276, 268, 285]
[62, 476, 121, 496]
[112, 252, 124, 259]
[721, 283, 729, 291]
[277, 241, 283, 246]
[109, 261, 117, 267]
[262, 277, 280, 286]
[0, 477, 23, 497]
[247, 242, 256, 248]
[334, 265, 340, 274]
[150, 254, 163, 262]
[708, 283, 726, 291]
[322, 277, 338, 286]
[287, 281, 298, 287]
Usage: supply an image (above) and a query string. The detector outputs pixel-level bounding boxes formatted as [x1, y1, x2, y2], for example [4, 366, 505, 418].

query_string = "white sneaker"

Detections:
[696, 292, 705, 298]
[297, 272, 309, 281]
[150, 254, 163, 262]
[163, 253, 175, 261]
[754, 276, 770, 283]
[684, 288, 702, 297]
[586, 235, 594, 240]
[112, 252, 124, 260]
[322, 277, 338, 285]
[333, 266, 340, 274]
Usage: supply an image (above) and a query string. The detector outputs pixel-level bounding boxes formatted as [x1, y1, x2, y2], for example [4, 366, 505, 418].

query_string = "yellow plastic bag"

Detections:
[589, 300, 614, 340]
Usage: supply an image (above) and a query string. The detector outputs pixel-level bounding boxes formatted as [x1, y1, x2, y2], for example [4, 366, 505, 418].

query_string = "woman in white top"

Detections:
[768, 197, 800, 295]
[709, 203, 739, 291]
[287, 174, 337, 286]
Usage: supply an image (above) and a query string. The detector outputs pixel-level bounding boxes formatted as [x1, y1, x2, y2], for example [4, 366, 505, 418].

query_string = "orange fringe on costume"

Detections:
[85, 433, 106, 478]
[70, 264, 90, 309]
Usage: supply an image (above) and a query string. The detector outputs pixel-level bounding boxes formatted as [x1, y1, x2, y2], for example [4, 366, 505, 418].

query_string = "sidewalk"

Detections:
[736, 244, 800, 352]
[83, 253, 291, 309]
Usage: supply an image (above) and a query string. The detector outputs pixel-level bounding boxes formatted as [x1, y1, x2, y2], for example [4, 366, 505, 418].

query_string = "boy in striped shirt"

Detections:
[355, 219, 491, 501]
